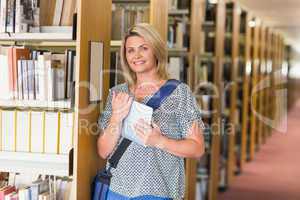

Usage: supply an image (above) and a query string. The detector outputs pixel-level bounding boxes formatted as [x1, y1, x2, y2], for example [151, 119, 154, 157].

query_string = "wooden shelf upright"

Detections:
[74, 0, 112, 199]
[249, 18, 260, 161]
[239, 10, 252, 171]
[256, 25, 266, 149]
[225, 0, 240, 187]
[209, 0, 226, 199]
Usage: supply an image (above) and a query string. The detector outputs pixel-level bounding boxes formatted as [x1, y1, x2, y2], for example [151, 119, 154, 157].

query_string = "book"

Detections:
[30, 112, 44, 153]
[1, 111, 15, 152]
[59, 112, 74, 154]
[44, 112, 59, 154]
[53, 0, 64, 26]
[121, 101, 153, 145]
[60, 0, 77, 26]
[16, 111, 30, 152]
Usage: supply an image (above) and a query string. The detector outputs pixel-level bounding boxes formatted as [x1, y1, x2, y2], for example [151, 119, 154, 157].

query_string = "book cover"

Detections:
[121, 101, 153, 145]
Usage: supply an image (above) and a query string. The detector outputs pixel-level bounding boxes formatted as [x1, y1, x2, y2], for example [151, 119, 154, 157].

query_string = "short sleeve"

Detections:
[177, 84, 205, 138]
[98, 89, 113, 131]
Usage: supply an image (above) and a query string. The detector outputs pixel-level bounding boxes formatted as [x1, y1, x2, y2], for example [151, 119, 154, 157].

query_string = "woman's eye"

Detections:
[143, 47, 148, 51]
[127, 49, 134, 54]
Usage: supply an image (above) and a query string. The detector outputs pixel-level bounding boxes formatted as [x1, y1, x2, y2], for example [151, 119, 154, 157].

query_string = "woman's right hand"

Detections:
[111, 91, 133, 123]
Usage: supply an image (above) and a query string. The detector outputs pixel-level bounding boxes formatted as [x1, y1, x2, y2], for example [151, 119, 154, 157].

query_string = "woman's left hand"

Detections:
[134, 119, 164, 147]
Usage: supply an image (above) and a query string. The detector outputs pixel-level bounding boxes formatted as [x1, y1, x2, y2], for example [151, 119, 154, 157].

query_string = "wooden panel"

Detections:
[249, 18, 260, 161]
[74, 0, 112, 199]
[189, 0, 205, 89]
[184, 0, 206, 199]
[257, 26, 266, 148]
[150, 0, 168, 42]
[209, 1, 226, 200]
[240, 12, 252, 170]
[227, 1, 240, 186]
[262, 28, 271, 144]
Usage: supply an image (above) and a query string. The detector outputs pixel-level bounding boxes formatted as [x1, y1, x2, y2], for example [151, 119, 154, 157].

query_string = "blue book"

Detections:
[121, 101, 153, 145]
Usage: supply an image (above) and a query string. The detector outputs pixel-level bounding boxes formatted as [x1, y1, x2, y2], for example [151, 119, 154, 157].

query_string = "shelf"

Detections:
[113, 0, 149, 3]
[0, 99, 72, 110]
[168, 9, 189, 15]
[0, 151, 70, 176]
[110, 40, 122, 47]
[0, 32, 73, 42]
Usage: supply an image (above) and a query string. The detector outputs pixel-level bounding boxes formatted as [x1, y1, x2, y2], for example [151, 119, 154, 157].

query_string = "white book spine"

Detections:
[30, 111, 44, 153]
[17, 60, 24, 100]
[54, 68, 65, 100]
[16, 111, 30, 152]
[59, 112, 74, 154]
[0, 0, 7, 33]
[0, 55, 11, 100]
[34, 60, 40, 100]
[22, 60, 29, 100]
[44, 112, 59, 154]
[53, 0, 64, 26]
[1, 110, 16, 151]
[28, 60, 35, 100]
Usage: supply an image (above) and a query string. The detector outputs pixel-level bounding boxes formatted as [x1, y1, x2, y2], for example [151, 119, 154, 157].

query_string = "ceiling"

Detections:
[237, 0, 300, 52]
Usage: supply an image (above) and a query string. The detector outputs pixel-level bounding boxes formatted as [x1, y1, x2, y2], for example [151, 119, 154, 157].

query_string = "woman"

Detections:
[97, 23, 205, 200]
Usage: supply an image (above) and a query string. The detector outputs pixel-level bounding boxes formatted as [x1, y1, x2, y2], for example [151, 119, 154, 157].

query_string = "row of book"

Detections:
[0, 46, 76, 101]
[168, 0, 190, 10]
[0, 110, 74, 155]
[0, 174, 72, 200]
[0, 0, 77, 33]
[111, 3, 149, 40]
[167, 17, 189, 49]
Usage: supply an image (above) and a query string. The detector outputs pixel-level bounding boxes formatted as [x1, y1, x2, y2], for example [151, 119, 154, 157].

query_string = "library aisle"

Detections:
[219, 101, 300, 200]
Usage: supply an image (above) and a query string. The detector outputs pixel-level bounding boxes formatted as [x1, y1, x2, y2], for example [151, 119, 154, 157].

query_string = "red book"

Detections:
[0, 186, 16, 200]
[12, 47, 30, 99]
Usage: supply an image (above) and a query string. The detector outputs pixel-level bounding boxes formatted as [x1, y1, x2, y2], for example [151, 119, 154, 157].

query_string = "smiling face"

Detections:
[125, 35, 157, 75]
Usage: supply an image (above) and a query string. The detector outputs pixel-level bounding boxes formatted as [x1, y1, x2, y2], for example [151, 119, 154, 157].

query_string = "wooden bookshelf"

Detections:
[226, 0, 240, 187]
[209, 0, 226, 199]
[240, 11, 252, 170]
[249, 18, 260, 160]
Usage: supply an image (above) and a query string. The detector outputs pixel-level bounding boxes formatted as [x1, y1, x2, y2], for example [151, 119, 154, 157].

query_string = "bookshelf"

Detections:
[0, 0, 290, 199]
[223, 0, 240, 188]
[249, 18, 260, 160]
[0, 0, 112, 200]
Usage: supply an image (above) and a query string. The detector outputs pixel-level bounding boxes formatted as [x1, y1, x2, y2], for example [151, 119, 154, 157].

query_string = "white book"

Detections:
[37, 54, 51, 101]
[30, 111, 44, 153]
[44, 112, 59, 154]
[1, 110, 16, 151]
[17, 60, 24, 100]
[0, 0, 7, 33]
[16, 111, 30, 152]
[53, 0, 64, 26]
[0, 54, 10, 100]
[54, 67, 66, 100]
[34, 60, 40, 100]
[59, 112, 74, 154]
[27, 60, 36, 100]
[121, 101, 153, 145]
[168, 57, 181, 80]
[22, 60, 29, 100]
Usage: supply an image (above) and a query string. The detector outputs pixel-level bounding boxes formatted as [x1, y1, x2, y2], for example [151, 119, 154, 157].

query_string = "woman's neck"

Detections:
[135, 72, 162, 87]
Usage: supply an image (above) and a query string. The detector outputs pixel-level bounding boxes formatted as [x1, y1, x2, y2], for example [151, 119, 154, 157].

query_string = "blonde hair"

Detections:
[120, 23, 169, 86]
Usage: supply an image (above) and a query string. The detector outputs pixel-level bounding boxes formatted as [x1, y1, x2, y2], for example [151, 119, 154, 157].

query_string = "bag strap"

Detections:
[108, 79, 181, 169]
